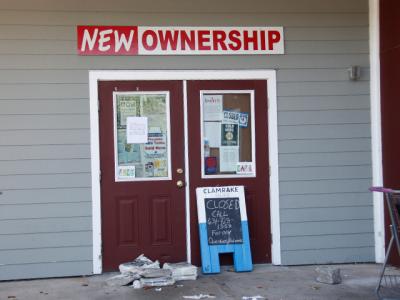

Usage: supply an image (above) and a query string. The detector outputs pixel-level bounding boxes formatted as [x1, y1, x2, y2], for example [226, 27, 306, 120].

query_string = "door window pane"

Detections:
[114, 92, 171, 181]
[201, 91, 255, 178]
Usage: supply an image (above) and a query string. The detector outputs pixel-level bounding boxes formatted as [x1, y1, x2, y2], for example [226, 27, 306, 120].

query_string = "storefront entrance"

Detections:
[96, 75, 273, 271]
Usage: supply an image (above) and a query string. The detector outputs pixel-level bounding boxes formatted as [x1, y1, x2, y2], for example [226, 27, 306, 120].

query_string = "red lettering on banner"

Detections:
[198, 30, 211, 50]
[228, 30, 242, 51]
[268, 30, 281, 50]
[158, 30, 179, 50]
[180, 30, 196, 50]
[260, 30, 266, 51]
[77, 26, 138, 55]
[212, 30, 228, 50]
[142, 30, 158, 50]
[243, 30, 258, 50]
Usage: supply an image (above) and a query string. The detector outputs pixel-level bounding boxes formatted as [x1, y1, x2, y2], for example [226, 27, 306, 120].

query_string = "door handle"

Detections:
[176, 180, 185, 188]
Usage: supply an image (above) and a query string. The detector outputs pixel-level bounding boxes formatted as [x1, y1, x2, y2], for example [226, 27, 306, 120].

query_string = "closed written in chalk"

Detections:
[205, 197, 243, 245]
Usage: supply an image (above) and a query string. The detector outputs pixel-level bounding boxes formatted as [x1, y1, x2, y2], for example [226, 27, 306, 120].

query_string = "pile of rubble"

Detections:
[106, 254, 198, 289]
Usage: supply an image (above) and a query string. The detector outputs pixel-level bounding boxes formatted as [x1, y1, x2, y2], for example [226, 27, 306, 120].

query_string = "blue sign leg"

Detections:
[233, 221, 253, 272]
[199, 223, 217, 273]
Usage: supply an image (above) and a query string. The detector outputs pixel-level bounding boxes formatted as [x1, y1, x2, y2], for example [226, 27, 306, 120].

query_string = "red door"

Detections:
[98, 81, 186, 271]
[187, 80, 271, 265]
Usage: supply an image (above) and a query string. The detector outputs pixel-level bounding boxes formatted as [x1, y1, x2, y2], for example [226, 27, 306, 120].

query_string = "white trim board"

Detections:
[89, 70, 281, 274]
[369, 0, 385, 264]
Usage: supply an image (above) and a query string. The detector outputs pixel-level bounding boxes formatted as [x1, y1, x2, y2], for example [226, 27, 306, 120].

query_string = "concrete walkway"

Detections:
[0, 264, 397, 300]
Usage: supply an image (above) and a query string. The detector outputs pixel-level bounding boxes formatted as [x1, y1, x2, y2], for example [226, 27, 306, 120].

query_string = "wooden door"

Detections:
[98, 80, 186, 271]
[187, 80, 271, 265]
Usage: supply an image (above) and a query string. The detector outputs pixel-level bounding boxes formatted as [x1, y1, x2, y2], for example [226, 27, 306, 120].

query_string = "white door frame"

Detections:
[369, 0, 385, 264]
[89, 70, 280, 274]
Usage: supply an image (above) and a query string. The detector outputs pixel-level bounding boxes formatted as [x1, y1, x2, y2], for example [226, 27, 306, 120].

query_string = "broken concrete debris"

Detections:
[141, 268, 172, 278]
[132, 280, 142, 289]
[119, 254, 160, 274]
[164, 262, 198, 281]
[315, 266, 342, 284]
[106, 254, 198, 289]
[183, 294, 216, 299]
[140, 276, 176, 288]
[106, 273, 140, 287]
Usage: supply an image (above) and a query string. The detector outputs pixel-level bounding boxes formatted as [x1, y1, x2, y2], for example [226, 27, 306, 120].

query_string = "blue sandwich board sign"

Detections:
[196, 185, 253, 274]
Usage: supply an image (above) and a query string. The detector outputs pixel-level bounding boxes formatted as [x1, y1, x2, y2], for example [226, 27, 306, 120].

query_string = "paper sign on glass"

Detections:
[203, 95, 223, 121]
[204, 122, 221, 147]
[221, 123, 239, 146]
[118, 166, 136, 179]
[220, 146, 239, 172]
[127, 117, 148, 144]
[236, 162, 254, 175]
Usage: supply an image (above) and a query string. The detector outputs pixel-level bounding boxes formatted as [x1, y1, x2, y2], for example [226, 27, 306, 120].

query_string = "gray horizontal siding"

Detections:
[0, 202, 91, 220]
[281, 219, 373, 236]
[0, 129, 89, 146]
[0, 12, 369, 27]
[281, 233, 374, 251]
[278, 110, 370, 125]
[0, 261, 92, 281]
[0, 231, 91, 250]
[278, 95, 370, 111]
[0, 217, 91, 234]
[280, 165, 372, 181]
[280, 192, 372, 209]
[281, 206, 373, 223]
[0, 0, 368, 13]
[0, 188, 91, 205]
[277, 81, 370, 97]
[0, 68, 370, 84]
[0, 70, 89, 84]
[279, 138, 371, 153]
[0, 99, 89, 114]
[0, 54, 370, 70]
[278, 69, 370, 83]
[0, 173, 90, 190]
[279, 124, 371, 140]
[0, 159, 90, 175]
[282, 247, 374, 265]
[0, 246, 92, 265]
[0, 0, 372, 279]
[280, 179, 372, 195]
[0, 114, 89, 129]
[0, 145, 90, 160]
[279, 152, 371, 167]
[0, 84, 88, 99]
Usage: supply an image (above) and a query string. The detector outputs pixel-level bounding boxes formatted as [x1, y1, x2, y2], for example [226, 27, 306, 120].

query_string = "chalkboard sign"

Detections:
[204, 197, 243, 245]
[196, 186, 253, 273]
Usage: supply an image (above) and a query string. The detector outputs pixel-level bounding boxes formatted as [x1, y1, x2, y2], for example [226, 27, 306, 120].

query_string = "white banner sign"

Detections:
[78, 26, 285, 55]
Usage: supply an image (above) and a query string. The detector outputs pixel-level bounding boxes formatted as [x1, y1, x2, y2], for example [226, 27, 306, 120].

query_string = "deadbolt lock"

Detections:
[176, 168, 184, 174]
